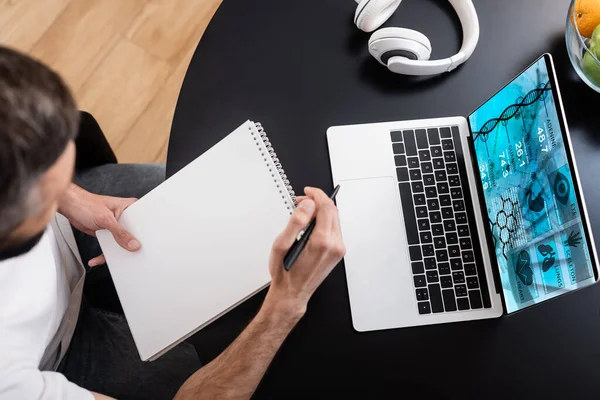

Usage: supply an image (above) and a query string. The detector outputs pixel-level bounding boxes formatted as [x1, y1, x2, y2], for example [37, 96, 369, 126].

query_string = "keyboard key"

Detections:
[424, 257, 437, 270]
[409, 245, 422, 261]
[421, 162, 433, 174]
[435, 250, 448, 262]
[468, 290, 483, 309]
[457, 224, 469, 237]
[453, 200, 465, 212]
[446, 232, 458, 244]
[420, 231, 432, 243]
[422, 244, 434, 257]
[444, 151, 456, 162]
[403, 130, 417, 156]
[428, 284, 444, 313]
[440, 127, 452, 138]
[467, 277, 479, 289]
[429, 211, 441, 224]
[457, 297, 470, 310]
[450, 258, 462, 271]
[435, 170, 447, 181]
[446, 163, 458, 174]
[410, 169, 422, 181]
[438, 262, 450, 275]
[464, 263, 477, 276]
[412, 181, 424, 193]
[441, 275, 453, 288]
[425, 186, 437, 199]
[414, 194, 426, 206]
[412, 261, 424, 274]
[430, 146, 443, 158]
[434, 236, 446, 249]
[407, 156, 420, 168]
[448, 175, 461, 187]
[442, 289, 457, 312]
[426, 270, 439, 283]
[448, 245, 460, 258]
[462, 250, 474, 263]
[419, 150, 431, 162]
[415, 129, 428, 149]
[395, 154, 407, 167]
[427, 199, 439, 211]
[443, 220, 456, 232]
[416, 206, 428, 218]
[391, 130, 403, 142]
[432, 223, 444, 236]
[455, 212, 467, 224]
[455, 284, 467, 297]
[393, 142, 405, 154]
[441, 206, 453, 219]
[399, 183, 419, 245]
[414, 274, 426, 287]
[453, 271, 465, 284]
[442, 139, 454, 150]
[423, 174, 435, 186]
[450, 187, 462, 199]
[437, 183, 449, 194]
[459, 237, 472, 249]
[396, 167, 409, 182]
[427, 128, 440, 145]
[418, 301, 431, 314]
[433, 158, 445, 170]
[416, 288, 429, 301]
[418, 219, 430, 231]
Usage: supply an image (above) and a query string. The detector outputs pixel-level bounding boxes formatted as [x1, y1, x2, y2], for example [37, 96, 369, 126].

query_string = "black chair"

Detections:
[75, 111, 117, 171]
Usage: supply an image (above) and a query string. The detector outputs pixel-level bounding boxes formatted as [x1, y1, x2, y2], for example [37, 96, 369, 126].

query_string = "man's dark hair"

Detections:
[0, 46, 79, 240]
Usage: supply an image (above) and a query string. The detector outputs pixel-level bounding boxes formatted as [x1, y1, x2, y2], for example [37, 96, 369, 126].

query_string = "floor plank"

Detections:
[30, 0, 147, 93]
[0, 0, 70, 52]
[77, 39, 172, 150]
[116, 47, 195, 163]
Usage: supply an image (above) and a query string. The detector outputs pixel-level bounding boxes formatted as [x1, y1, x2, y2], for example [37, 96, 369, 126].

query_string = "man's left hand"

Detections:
[58, 184, 140, 267]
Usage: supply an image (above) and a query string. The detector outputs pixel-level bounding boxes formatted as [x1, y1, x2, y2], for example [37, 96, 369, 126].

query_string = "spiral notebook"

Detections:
[97, 120, 296, 361]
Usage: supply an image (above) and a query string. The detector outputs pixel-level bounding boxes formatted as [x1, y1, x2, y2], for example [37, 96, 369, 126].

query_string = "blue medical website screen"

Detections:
[468, 56, 596, 313]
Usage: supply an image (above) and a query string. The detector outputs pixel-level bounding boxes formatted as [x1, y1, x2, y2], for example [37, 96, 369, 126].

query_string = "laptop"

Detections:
[327, 54, 600, 331]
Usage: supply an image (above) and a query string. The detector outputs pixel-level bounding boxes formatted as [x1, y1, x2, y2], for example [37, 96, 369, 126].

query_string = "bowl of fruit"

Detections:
[566, 0, 600, 92]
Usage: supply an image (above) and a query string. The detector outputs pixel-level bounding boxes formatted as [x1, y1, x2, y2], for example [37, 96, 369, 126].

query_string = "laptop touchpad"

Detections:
[336, 176, 415, 331]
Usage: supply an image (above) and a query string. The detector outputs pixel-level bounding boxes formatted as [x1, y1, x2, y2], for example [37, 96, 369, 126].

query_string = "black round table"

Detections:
[168, 0, 600, 398]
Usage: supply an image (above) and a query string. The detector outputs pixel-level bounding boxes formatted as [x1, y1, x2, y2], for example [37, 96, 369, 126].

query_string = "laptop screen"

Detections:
[468, 55, 597, 313]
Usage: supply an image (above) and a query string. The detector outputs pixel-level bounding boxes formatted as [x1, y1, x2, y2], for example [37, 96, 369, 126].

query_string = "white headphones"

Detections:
[354, 0, 480, 76]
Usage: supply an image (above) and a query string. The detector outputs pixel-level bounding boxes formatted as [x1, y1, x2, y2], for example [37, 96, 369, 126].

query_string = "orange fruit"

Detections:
[574, 0, 600, 38]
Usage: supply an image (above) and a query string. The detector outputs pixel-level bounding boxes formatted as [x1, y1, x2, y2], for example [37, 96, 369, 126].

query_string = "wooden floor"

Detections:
[0, 0, 221, 163]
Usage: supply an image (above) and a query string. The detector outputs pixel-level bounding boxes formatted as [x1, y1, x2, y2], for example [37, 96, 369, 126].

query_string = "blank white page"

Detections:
[97, 121, 294, 361]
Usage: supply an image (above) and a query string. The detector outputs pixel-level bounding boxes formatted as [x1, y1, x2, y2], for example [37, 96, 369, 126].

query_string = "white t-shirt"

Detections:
[0, 227, 93, 399]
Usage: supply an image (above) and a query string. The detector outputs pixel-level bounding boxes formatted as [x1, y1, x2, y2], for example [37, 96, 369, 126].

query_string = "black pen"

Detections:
[283, 185, 340, 271]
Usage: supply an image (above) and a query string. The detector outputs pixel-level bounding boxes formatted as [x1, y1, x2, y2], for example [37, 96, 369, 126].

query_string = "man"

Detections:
[0, 47, 345, 399]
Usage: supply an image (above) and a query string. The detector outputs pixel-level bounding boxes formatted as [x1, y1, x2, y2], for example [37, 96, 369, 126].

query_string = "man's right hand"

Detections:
[265, 186, 346, 317]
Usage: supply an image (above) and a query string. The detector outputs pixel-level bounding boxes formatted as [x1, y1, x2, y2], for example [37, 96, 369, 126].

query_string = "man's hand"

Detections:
[265, 186, 346, 315]
[58, 184, 140, 266]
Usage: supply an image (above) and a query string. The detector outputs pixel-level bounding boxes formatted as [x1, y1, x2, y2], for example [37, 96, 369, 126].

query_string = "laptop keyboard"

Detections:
[391, 126, 491, 315]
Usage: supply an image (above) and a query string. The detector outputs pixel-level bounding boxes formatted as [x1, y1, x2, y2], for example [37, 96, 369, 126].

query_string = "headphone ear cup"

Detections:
[355, 0, 403, 32]
[368, 27, 432, 65]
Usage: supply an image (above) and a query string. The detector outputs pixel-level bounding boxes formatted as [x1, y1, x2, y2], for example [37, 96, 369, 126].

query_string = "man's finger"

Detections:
[295, 196, 308, 204]
[304, 187, 335, 234]
[101, 214, 141, 252]
[272, 199, 316, 256]
[113, 197, 137, 219]
[89, 254, 106, 267]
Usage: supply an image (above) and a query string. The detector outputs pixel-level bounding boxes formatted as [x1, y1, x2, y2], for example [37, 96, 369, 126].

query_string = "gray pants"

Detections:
[58, 164, 201, 400]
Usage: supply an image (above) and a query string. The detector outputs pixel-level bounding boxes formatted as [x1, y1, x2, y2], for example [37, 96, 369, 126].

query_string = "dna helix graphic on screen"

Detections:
[472, 81, 551, 142]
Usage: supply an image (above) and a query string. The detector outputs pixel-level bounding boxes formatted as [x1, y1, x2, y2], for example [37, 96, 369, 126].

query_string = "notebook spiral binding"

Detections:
[252, 122, 297, 212]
